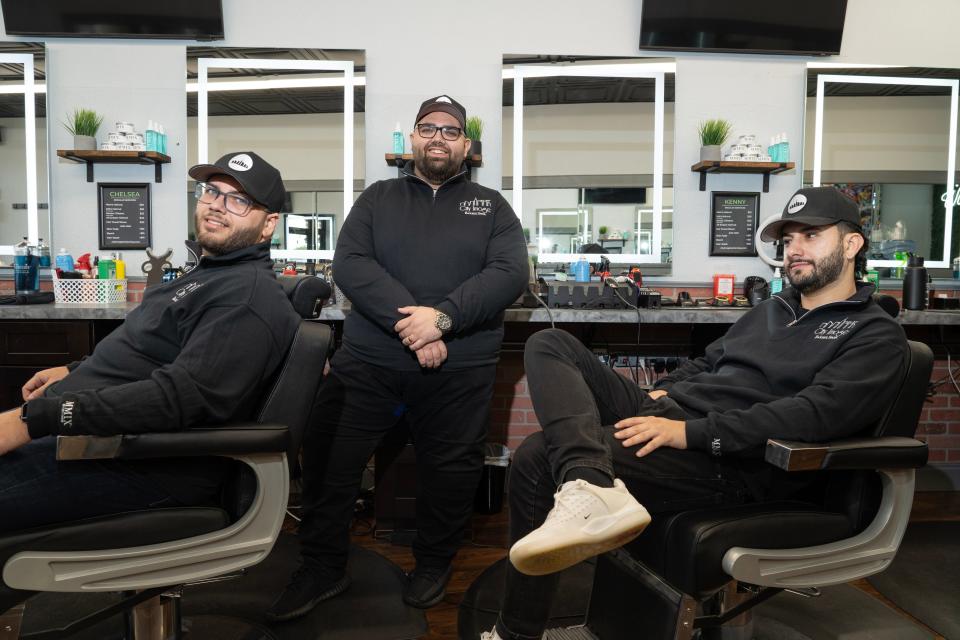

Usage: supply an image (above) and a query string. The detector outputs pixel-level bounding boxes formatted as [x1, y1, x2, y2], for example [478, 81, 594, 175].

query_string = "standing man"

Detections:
[268, 95, 528, 620]
[483, 187, 909, 640]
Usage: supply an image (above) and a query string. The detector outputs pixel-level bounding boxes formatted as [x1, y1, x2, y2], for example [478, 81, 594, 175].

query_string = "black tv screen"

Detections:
[639, 0, 847, 56]
[1, 0, 224, 40]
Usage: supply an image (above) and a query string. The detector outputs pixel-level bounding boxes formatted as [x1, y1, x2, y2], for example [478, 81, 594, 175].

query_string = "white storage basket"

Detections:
[52, 273, 127, 304]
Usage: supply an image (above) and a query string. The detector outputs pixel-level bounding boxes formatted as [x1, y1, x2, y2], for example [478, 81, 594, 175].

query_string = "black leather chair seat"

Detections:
[626, 501, 855, 597]
[0, 508, 229, 574]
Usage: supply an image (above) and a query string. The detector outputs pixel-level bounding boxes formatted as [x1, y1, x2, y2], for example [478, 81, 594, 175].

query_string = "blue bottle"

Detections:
[575, 258, 590, 282]
[392, 123, 405, 154]
[55, 248, 74, 272]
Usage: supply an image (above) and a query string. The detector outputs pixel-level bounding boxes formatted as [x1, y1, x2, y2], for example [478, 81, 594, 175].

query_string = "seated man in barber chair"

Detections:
[483, 187, 910, 640]
[0, 151, 300, 609]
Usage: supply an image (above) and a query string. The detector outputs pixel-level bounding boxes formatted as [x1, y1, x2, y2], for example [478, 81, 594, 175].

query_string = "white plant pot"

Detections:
[73, 135, 96, 150]
[700, 145, 721, 162]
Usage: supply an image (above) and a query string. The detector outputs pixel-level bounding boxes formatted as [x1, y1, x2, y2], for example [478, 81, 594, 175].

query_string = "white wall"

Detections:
[3, 0, 960, 279]
[46, 43, 189, 264]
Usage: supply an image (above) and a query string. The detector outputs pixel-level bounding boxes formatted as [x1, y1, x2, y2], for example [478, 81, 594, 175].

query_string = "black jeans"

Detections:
[297, 348, 496, 577]
[497, 329, 750, 640]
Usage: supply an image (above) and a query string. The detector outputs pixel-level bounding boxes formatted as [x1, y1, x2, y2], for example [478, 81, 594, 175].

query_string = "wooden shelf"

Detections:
[57, 150, 172, 183]
[385, 153, 482, 168]
[691, 160, 795, 192]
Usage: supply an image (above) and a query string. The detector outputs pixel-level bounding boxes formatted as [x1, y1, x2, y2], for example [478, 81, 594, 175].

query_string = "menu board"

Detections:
[98, 183, 151, 250]
[709, 191, 759, 256]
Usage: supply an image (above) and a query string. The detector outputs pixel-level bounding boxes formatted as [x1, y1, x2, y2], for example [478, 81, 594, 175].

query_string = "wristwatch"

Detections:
[19, 402, 29, 425]
[434, 309, 453, 334]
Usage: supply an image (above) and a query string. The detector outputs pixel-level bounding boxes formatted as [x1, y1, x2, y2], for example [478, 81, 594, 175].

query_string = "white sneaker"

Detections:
[509, 478, 651, 576]
[480, 627, 502, 640]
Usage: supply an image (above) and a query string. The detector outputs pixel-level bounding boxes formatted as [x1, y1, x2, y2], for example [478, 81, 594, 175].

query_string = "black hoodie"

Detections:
[25, 240, 300, 439]
[655, 283, 909, 459]
[333, 162, 528, 371]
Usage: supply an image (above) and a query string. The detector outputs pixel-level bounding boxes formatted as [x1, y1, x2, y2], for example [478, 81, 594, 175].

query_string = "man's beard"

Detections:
[414, 141, 463, 184]
[785, 240, 845, 294]
[196, 215, 264, 256]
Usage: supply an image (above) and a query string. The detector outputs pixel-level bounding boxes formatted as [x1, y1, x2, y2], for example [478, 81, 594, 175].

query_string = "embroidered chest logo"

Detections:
[171, 281, 205, 303]
[814, 317, 857, 340]
[459, 197, 492, 216]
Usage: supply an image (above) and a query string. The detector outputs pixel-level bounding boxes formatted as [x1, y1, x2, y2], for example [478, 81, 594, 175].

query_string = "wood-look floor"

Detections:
[339, 491, 960, 640]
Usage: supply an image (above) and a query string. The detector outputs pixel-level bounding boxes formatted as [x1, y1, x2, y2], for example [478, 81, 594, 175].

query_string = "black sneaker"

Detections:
[402, 563, 452, 609]
[264, 564, 351, 622]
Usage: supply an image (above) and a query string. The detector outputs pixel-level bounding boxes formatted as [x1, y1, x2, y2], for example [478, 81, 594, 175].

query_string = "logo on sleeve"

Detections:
[814, 317, 858, 340]
[60, 399, 75, 429]
[459, 197, 492, 216]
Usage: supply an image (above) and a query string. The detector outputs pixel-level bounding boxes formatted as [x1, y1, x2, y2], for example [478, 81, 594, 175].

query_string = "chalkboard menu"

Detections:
[710, 191, 759, 256]
[98, 183, 151, 250]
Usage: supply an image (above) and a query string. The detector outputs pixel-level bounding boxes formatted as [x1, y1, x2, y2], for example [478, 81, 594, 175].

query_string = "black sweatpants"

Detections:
[497, 329, 752, 639]
[297, 348, 496, 577]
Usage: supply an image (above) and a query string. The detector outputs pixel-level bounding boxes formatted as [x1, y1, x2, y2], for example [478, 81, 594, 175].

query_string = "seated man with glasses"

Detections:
[269, 95, 527, 620]
[0, 151, 300, 552]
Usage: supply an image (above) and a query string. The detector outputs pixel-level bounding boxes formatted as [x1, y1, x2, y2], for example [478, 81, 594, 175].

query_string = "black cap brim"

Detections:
[759, 215, 851, 242]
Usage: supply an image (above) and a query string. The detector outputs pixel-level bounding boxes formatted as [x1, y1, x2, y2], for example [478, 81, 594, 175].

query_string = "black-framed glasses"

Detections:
[415, 123, 464, 141]
[194, 182, 258, 217]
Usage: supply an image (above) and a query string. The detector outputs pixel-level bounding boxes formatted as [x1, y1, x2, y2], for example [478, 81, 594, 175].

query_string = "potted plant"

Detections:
[697, 118, 732, 162]
[63, 108, 103, 151]
[465, 116, 483, 157]
[598, 225, 609, 240]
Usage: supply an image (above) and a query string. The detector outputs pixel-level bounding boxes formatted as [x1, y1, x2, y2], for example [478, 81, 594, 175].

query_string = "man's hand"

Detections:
[0, 408, 31, 456]
[395, 306, 443, 351]
[613, 416, 687, 457]
[414, 339, 448, 369]
[647, 389, 668, 401]
[22, 366, 69, 401]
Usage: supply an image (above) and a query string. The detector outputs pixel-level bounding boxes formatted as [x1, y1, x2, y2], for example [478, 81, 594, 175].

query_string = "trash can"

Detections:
[474, 443, 511, 514]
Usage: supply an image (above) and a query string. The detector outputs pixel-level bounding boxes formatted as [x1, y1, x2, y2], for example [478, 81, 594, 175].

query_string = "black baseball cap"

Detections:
[189, 151, 286, 213]
[415, 95, 467, 129]
[760, 187, 862, 242]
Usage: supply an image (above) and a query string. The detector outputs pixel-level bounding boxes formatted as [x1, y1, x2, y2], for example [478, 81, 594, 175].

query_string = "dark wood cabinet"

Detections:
[0, 321, 94, 408]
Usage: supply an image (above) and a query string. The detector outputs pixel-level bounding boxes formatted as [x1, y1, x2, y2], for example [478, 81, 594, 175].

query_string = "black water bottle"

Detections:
[902, 254, 928, 310]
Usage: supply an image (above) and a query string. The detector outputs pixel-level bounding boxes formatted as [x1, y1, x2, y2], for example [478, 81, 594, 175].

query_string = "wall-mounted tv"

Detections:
[1, 0, 224, 41]
[639, 0, 847, 56]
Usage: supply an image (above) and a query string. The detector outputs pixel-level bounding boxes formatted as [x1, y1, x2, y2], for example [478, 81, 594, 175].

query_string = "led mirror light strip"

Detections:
[512, 63, 668, 264]
[0, 54, 38, 257]
[814, 74, 959, 268]
[197, 58, 355, 262]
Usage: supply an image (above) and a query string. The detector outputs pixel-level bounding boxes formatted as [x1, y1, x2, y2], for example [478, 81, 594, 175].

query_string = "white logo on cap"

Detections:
[435, 96, 452, 103]
[228, 153, 254, 172]
[786, 194, 808, 214]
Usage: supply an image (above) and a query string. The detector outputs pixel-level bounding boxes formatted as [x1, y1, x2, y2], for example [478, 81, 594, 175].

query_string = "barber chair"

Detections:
[0, 275, 334, 640]
[570, 337, 933, 640]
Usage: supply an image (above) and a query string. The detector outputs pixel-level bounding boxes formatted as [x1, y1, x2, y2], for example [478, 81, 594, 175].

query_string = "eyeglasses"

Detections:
[194, 182, 258, 217]
[415, 123, 464, 141]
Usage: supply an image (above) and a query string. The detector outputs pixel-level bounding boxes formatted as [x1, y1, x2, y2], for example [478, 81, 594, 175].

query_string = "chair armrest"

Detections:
[765, 436, 928, 472]
[55, 424, 289, 461]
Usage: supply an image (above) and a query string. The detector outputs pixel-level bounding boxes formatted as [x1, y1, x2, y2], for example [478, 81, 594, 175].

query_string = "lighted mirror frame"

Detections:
[510, 62, 670, 264]
[537, 209, 586, 254]
[195, 58, 355, 261]
[812, 73, 959, 268]
[0, 53, 39, 255]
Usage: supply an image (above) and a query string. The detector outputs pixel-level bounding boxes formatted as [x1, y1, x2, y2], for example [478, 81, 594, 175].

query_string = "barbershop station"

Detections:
[0, 1, 958, 639]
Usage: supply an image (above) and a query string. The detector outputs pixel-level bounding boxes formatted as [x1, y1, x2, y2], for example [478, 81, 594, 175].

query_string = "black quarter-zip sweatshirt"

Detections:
[25, 240, 300, 439]
[333, 162, 528, 371]
[654, 283, 909, 459]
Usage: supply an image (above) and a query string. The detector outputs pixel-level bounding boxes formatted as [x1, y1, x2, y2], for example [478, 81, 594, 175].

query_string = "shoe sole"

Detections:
[264, 576, 351, 623]
[509, 509, 651, 576]
[402, 586, 447, 609]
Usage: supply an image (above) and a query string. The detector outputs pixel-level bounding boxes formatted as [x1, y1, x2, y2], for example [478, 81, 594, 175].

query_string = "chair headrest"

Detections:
[874, 294, 900, 318]
[278, 275, 332, 319]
